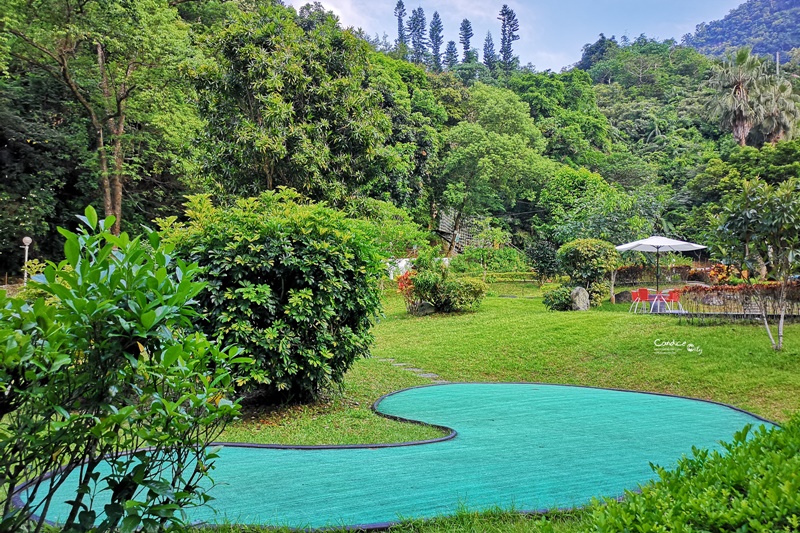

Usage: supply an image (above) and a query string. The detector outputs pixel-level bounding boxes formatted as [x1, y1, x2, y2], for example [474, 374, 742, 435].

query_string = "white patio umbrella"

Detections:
[615, 236, 706, 292]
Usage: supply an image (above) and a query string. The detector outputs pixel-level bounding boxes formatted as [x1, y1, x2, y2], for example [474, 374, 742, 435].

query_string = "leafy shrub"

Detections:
[557, 239, 620, 288]
[450, 246, 530, 274]
[160, 191, 384, 403]
[411, 264, 487, 313]
[525, 240, 560, 285]
[543, 285, 573, 311]
[397, 270, 421, 313]
[662, 252, 693, 267]
[688, 268, 711, 283]
[0, 207, 243, 532]
[343, 198, 430, 259]
[587, 281, 609, 307]
[592, 418, 800, 532]
[709, 263, 738, 284]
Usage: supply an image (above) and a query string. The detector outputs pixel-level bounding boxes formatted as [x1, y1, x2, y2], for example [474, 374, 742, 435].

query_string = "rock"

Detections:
[570, 287, 590, 311]
[615, 290, 632, 304]
[414, 301, 436, 316]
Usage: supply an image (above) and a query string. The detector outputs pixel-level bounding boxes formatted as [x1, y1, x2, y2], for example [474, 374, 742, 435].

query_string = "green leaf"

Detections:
[140, 310, 156, 330]
[120, 515, 141, 533]
[63, 236, 80, 267]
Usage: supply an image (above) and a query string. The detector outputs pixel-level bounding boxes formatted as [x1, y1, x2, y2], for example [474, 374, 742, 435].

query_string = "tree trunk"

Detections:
[263, 158, 273, 190]
[446, 210, 463, 256]
[110, 114, 126, 235]
[733, 119, 751, 147]
[752, 283, 778, 350]
[609, 270, 617, 304]
[97, 42, 124, 234]
[777, 267, 789, 351]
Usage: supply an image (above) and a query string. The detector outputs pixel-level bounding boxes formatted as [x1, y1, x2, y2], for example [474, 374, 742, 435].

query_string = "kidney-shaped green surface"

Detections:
[25, 383, 774, 530]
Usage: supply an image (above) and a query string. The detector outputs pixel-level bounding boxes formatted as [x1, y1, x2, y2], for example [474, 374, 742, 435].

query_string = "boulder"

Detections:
[413, 301, 437, 316]
[615, 290, 632, 304]
[570, 287, 590, 311]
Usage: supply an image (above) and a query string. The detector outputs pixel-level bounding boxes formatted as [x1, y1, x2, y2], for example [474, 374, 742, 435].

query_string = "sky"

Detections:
[286, 0, 745, 71]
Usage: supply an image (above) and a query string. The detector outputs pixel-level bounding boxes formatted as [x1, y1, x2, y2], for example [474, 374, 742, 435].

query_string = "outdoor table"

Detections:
[649, 291, 668, 313]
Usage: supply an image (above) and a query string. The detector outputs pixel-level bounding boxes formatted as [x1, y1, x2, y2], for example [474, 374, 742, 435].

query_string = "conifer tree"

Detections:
[444, 41, 459, 70]
[429, 11, 444, 72]
[394, 0, 407, 47]
[459, 19, 473, 62]
[407, 7, 429, 64]
[498, 4, 520, 74]
[483, 31, 497, 74]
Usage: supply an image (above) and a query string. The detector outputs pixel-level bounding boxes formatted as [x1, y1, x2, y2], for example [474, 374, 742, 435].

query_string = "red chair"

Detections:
[629, 288, 650, 313]
[664, 290, 683, 312]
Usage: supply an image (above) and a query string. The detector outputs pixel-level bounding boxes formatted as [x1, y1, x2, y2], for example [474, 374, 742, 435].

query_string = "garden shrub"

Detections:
[592, 417, 800, 532]
[587, 281, 609, 307]
[412, 265, 487, 313]
[343, 198, 430, 259]
[0, 207, 243, 532]
[709, 263, 738, 284]
[525, 240, 560, 286]
[450, 246, 530, 275]
[160, 190, 384, 403]
[397, 270, 421, 314]
[542, 285, 573, 311]
[557, 238, 620, 288]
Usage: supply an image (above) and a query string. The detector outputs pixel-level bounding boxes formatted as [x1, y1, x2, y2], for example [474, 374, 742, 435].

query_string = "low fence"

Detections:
[615, 265, 693, 287]
[678, 282, 800, 323]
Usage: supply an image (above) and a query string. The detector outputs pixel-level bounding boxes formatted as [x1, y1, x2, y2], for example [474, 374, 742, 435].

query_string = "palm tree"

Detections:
[707, 48, 768, 146]
[759, 77, 800, 144]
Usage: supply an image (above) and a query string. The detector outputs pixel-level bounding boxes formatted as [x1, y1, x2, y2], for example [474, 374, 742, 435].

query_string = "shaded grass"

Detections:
[219, 357, 443, 445]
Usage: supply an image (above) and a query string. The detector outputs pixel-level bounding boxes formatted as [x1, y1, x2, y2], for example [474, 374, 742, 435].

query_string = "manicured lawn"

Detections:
[211, 290, 800, 532]
[373, 293, 800, 422]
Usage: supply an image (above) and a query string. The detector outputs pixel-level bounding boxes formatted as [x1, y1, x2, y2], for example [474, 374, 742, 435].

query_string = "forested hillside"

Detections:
[1, 0, 800, 276]
[683, 0, 800, 60]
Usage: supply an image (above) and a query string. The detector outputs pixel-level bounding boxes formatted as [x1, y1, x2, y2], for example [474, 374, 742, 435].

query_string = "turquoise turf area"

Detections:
[24, 383, 773, 529]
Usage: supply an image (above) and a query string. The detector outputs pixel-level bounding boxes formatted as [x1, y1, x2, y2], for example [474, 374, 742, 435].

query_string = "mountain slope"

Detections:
[683, 0, 800, 59]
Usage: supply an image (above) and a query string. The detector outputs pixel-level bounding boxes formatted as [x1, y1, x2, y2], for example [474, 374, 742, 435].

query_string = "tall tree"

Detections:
[483, 32, 497, 74]
[198, 3, 392, 203]
[459, 19, 473, 62]
[759, 77, 800, 144]
[428, 11, 444, 72]
[444, 40, 459, 70]
[2, 0, 192, 234]
[407, 7, 429, 64]
[498, 4, 520, 75]
[394, 0, 407, 47]
[707, 47, 767, 146]
[717, 178, 800, 350]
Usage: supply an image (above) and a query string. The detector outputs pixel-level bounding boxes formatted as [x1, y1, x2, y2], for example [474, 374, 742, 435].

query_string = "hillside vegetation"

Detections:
[684, 0, 800, 60]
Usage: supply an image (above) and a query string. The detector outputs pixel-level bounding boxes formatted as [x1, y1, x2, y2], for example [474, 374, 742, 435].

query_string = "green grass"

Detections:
[209, 290, 800, 532]
[220, 357, 443, 445]
[374, 293, 800, 421]
[206, 507, 591, 533]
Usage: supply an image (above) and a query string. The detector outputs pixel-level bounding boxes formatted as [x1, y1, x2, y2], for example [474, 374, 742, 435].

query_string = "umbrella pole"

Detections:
[656, 248, 660, 293]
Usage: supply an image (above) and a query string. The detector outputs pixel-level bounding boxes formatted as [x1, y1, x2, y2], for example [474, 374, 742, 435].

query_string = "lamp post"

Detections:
[22, 236, 32, 285]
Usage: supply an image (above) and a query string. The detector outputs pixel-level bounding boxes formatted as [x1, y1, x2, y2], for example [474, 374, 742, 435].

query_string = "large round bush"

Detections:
[556, 238, 620, 288]
[161, 190, 384, 403]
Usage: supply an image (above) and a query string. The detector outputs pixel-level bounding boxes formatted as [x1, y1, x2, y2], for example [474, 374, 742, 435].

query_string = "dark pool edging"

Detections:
[12, 382, 779, 532]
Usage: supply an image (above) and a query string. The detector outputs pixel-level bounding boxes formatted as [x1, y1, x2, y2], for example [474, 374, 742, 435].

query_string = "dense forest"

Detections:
[684, 0, 800, 60]
[1, 0, 800, 275]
